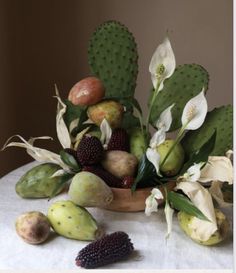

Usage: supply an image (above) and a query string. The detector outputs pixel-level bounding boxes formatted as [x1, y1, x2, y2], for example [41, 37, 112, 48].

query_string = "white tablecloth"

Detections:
[0, 162, 233, 270]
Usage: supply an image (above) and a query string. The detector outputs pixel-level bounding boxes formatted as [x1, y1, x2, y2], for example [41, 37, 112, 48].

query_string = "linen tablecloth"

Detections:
[0, 162, 233, 270]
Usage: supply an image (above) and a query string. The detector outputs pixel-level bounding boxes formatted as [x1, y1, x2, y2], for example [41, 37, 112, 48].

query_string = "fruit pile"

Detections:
[2, 20, 233, 268]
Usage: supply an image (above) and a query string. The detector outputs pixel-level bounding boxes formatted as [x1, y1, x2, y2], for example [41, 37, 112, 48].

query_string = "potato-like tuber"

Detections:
[15, 211, 51, 244]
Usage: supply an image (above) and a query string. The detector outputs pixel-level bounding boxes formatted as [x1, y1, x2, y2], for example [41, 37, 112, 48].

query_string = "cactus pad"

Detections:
[150, 64, 209, 131]
[88, 21, 138, 98]
[181, 105, 233, 156]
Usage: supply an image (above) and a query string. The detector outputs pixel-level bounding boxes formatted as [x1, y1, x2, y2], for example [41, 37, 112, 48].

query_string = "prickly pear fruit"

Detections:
[15, 163, 66, 198]
[129, 127, 149, 161]
[47, 200, 101, 241]
[157, 140, 185, 176]
[68, 172, 113, 207]
[68, 77, 105, 106]
[178, 209, 230, 246]
[15, 211, 51, 244]
[102, 150, 138, 179]
[87, 100, 124, 129]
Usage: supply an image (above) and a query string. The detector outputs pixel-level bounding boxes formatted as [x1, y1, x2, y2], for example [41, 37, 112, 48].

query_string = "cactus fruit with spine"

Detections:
[88, 20, 138, 99]
[149, 64, 209, 131]
[181, 105, 233, 156]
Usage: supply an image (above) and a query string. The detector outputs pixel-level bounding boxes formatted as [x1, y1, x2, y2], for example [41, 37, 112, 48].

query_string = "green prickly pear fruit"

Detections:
[178, 209, 230, 246]
[157, 139, 185, 176]
[68, 172, 113, 207]
[15, 163, 66, 198]
[15, 211, 51, 244]
[87, 100, 124, 129]
[47, 200, 101, 241]
[129, 128, 149, 161]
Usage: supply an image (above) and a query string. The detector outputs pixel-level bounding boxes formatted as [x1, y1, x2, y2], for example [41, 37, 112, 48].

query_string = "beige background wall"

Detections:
[0, 0, 233, 176]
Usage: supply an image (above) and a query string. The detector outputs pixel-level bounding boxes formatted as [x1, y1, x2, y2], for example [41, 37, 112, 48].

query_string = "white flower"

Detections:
[155, 103, 175, 131]
[149, 128, 166, 149]
[146, 148, 161, 175]
[100, 118, 112, 148]
[182, 162, 204, 182]
[181, 89, 208, 130]
[145, 188, 164, 216]
[164, 201, 174, 239]
[149, 37, 176, 91]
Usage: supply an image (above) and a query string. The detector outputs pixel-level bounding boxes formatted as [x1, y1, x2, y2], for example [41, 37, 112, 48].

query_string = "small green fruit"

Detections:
[157, 139, 185, 176]
[178, 209, 230, 246]
[48, 200, 101, 241]
[68, 171, 113, 207]
[15, 211, 51, 244]
[129, 127, 149, 161]
[15, 163, 65, 198]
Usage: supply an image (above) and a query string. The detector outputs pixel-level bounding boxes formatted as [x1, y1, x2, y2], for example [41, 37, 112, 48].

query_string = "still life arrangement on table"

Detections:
[2, 21, 233, 269]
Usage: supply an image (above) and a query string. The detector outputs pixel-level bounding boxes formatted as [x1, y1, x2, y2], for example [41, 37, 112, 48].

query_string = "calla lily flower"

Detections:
[100, 118, 112, 148]
[155, 103, 175, 131]
[146, 148, 161, 175]
[145, 188, 164, 216]
[149, 37, 176, 91]
[181, 162, 204, 182]
[181, 89, 208, 130]
[164, 201, 174, 239]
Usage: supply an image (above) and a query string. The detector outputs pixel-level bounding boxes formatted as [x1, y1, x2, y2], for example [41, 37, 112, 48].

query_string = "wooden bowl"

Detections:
[104, 181, 176, 212]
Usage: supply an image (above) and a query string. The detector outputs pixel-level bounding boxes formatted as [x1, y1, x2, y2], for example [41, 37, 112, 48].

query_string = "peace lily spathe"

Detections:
[149, 37, 176, 91]
[146, 104, 174, 175]
[145, 188, 164, 216]
[100, 118, 112, 148]
[181, 89, 208, 130]
[180, 162, 204, 182]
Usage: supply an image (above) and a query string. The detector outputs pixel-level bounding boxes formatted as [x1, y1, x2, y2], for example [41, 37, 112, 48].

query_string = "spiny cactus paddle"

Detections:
[149, 64, 209, 131]
[181, 105, 233, 156]
[88, 20, 138, 99]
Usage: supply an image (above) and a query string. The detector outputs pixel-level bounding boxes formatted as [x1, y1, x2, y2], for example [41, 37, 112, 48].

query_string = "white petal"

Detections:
[209, 181, 232, 208]
[176, 181, 217, 241]
[149, 129, 166, 149]
[145, 194, 158, 216]
[149, 37, 176, 90]
[186, 162, 203, 182]
[181, 89, 208, 130]
[50, 169, 67, 178]
[69, 118, 79, 133]
[100, 118, 112, 146]
[146, 148, 161, 175]
[164, 201, 174, 239]
[151, 188, 164, 200]
[199, 156, 233, 184]
[155, 104, 175, 131]
[54, 88, 72, 149]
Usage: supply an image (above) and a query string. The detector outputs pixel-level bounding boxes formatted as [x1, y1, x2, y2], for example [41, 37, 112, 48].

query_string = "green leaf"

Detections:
[63, 99, 83, 128]
[168, 191, 210, 221]
[131, 154, 157, 192]
[121, 112, 140, 130]
[49, 172, 74, 199]
[60, 150, 81, 172]
[180, 129, 216, 175]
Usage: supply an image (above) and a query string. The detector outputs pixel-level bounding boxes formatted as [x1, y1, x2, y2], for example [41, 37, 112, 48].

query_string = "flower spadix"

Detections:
[181, 89, 207, 130]
[145, 188, 164, 216]
[149, 37, 176, 91]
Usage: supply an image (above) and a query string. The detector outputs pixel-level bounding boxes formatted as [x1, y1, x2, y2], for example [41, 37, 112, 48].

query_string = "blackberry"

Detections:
[107, 128, 129, 152]
[75, 231, 134, 268]
[121, 176, 135, 189]
[82, 165, 122, 188]
[77, 135, 104, 165]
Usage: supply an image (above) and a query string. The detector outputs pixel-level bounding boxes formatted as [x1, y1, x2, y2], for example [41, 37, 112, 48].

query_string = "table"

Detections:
[0, 162, 233, 270]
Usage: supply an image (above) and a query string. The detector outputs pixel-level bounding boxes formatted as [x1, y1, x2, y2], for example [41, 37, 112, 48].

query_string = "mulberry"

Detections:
[82, 165, 122, 188]
[107, 128, 129, 152]
[75, 231, 134, 268]
[77, 135, 104, 165]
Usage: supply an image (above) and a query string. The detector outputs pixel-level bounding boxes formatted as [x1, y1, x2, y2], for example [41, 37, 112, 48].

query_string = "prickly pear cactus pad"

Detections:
[149, 64, 209, 131]
[88, 20, 138, 98]
[181, 105, 233, 156]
